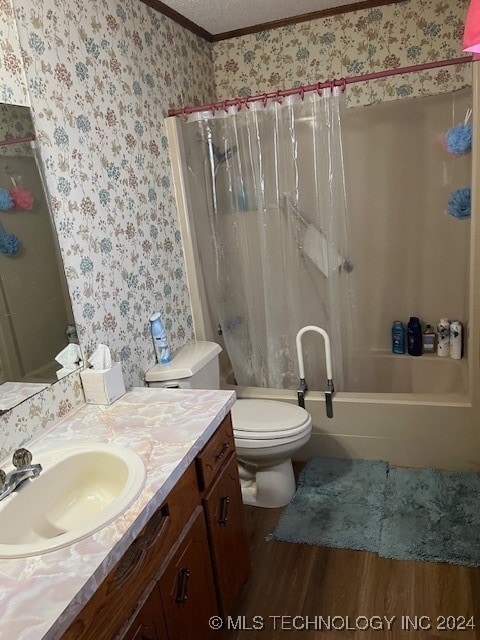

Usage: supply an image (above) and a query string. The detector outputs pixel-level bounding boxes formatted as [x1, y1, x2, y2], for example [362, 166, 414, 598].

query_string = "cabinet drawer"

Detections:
[63, 463, 200, 640]
[196, 413, 234, 491]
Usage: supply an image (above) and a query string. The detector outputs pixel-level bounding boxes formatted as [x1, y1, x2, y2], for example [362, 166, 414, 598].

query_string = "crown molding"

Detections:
[141, 0, 406, 43]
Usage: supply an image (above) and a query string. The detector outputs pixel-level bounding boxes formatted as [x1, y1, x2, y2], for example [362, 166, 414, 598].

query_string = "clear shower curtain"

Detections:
[182, 89, 357, 391]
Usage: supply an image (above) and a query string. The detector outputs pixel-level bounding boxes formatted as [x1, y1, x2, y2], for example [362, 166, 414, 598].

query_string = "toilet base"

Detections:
[238, 458, 296, 508]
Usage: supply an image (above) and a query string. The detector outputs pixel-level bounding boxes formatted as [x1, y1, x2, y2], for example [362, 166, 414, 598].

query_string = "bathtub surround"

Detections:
[271, 456, 480, 567]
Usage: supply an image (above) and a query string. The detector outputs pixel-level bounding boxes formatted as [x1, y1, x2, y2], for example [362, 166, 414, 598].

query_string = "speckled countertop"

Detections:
[0, 387, 236, 640]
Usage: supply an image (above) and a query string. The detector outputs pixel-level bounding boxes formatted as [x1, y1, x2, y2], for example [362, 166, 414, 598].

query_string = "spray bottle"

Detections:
[150, 313, 172, 364]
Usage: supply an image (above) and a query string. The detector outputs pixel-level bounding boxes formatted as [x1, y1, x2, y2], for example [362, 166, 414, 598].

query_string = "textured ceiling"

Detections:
[160, 0, 365, 35]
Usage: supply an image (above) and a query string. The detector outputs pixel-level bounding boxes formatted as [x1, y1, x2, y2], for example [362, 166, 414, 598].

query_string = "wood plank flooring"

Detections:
[225, 499, 480, 640]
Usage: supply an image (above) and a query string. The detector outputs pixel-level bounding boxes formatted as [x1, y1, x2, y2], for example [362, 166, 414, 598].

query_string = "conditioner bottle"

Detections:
[449, 320, 462, 360]
[437, 319, 450, 357]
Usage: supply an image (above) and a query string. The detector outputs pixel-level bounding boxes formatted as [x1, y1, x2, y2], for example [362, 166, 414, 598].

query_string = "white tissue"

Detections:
[55, 343, 82, 368]
[88, 344, 112, 370]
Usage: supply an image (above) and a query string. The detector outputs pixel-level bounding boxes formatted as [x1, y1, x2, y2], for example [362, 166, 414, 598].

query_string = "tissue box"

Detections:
[80, 362, 126, 405]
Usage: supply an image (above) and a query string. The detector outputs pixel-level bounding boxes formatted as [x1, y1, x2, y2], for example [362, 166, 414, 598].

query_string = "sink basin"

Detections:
[0, 443, 146, 558]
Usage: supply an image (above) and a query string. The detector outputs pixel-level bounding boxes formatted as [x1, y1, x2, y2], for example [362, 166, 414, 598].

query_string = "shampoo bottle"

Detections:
[407, 317, 422, 356]
[437, 318, 450, 357]
[150, 313, 172, 364]
[391, 321, 405, 354]
[449, 320, 462, 360]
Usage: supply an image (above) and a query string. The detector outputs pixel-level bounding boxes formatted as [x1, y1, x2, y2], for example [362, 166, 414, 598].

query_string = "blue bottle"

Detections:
[391, 321, 405, 354]
[149, 313, 172, 364]
[407, 316, 422, 356]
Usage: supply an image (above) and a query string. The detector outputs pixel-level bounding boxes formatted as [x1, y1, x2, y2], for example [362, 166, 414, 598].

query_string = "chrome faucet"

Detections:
[0, 448, 42, 502]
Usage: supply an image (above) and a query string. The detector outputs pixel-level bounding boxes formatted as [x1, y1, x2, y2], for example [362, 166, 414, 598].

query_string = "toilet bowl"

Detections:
[145, 341, 312, 509]
[231, 399, 312, 508]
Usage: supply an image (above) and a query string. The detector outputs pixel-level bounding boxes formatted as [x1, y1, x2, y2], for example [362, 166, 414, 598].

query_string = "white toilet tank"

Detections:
[145, 341, 222, 389]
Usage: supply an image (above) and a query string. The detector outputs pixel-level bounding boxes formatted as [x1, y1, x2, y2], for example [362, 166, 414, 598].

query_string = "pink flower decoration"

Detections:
[10, 186, 34, 210]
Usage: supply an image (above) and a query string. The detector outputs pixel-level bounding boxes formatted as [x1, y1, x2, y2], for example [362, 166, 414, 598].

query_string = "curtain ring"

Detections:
[222, 100, 229, 113]
[236, 98, 243, 112]
[316, 81, 323, 96]
[275, 89, 283, 104]
[261, 93, 268, 108]
[210, 103, 216, 116]
[299, 86, 305, 101]
[244, 97, 251, 109]
[339, 77, 347, 92]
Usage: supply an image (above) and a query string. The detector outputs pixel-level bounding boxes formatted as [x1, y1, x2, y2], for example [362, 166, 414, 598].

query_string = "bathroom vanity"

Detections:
[0, 388, 249, 639]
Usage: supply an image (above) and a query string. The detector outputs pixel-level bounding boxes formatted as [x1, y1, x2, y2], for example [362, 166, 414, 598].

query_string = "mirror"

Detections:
[0, 103, 81, 412]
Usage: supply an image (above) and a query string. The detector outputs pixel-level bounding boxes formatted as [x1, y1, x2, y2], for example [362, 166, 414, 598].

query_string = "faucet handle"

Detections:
[0, 469, 5, 488]
[12, 448, 33, 469]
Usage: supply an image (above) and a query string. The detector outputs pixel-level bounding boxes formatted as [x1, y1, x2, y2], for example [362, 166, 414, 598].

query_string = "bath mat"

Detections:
[379, 467, 480, 566]
[269, 458, 480, 567]
[268, 457, 388, 552]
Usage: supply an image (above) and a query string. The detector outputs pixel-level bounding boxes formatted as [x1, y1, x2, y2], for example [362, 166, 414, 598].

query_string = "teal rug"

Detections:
[268, 458, 388, 552]
[269, 458, 480, 566]
[379, 467, 480, 566]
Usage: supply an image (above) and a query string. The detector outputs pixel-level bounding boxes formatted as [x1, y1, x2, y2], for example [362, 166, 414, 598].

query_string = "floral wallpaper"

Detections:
[0, 0, 28, 106]
[212, 0, 471, 107]
[0, 0, 215, 458]
[0, 374, 84, 461]
[0, 103, 34, 156]
[13, 0, 215, 388]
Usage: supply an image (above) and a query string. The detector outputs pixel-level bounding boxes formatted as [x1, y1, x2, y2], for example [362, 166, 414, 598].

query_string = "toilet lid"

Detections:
[232, 399, 311, 439]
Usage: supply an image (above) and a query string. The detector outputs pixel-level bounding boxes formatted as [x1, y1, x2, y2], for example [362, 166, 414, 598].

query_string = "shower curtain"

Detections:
[182, 88, 357, 391]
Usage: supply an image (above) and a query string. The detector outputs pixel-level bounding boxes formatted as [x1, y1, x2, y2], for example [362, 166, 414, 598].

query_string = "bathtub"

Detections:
[223, 348, 476, 471]
[225, 382, 477, 471]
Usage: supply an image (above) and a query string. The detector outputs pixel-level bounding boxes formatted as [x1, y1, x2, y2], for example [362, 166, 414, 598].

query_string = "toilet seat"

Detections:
[232, 399, 312, 441]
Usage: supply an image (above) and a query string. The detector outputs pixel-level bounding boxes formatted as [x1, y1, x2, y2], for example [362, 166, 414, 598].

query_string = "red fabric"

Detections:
[464, 0, 480, 53]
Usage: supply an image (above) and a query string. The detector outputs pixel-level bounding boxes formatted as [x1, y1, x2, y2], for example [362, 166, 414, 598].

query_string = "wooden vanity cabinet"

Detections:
[63, 412, 250, 640]
[158, 507, 218, 639]
[203, 453, 251, 617]
[119, 587, 167, 640]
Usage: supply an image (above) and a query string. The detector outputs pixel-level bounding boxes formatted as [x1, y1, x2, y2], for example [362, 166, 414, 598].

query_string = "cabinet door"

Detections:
[159, 507, 218, 640]
[203, 453, 251, 616]
[119, 588, 167, 640]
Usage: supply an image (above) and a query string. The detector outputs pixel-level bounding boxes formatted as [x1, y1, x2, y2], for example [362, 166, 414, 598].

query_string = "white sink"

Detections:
[0, 443, 146, 558]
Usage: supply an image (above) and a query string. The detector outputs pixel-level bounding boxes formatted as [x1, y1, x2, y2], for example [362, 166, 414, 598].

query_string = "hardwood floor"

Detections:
[225, 501, 480, 639]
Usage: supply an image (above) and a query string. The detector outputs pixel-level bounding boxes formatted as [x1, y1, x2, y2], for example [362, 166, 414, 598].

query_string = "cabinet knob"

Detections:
[215, 443, 229, 462]
[175, 567, 191, 604]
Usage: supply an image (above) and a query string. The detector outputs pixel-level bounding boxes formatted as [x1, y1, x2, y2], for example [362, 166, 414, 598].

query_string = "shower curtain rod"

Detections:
[0, 135, 36, 148]
[167, 55, 472, 117]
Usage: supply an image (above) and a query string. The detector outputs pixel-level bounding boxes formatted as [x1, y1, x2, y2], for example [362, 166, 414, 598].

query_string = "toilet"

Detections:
[145, 341, 312, 508]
